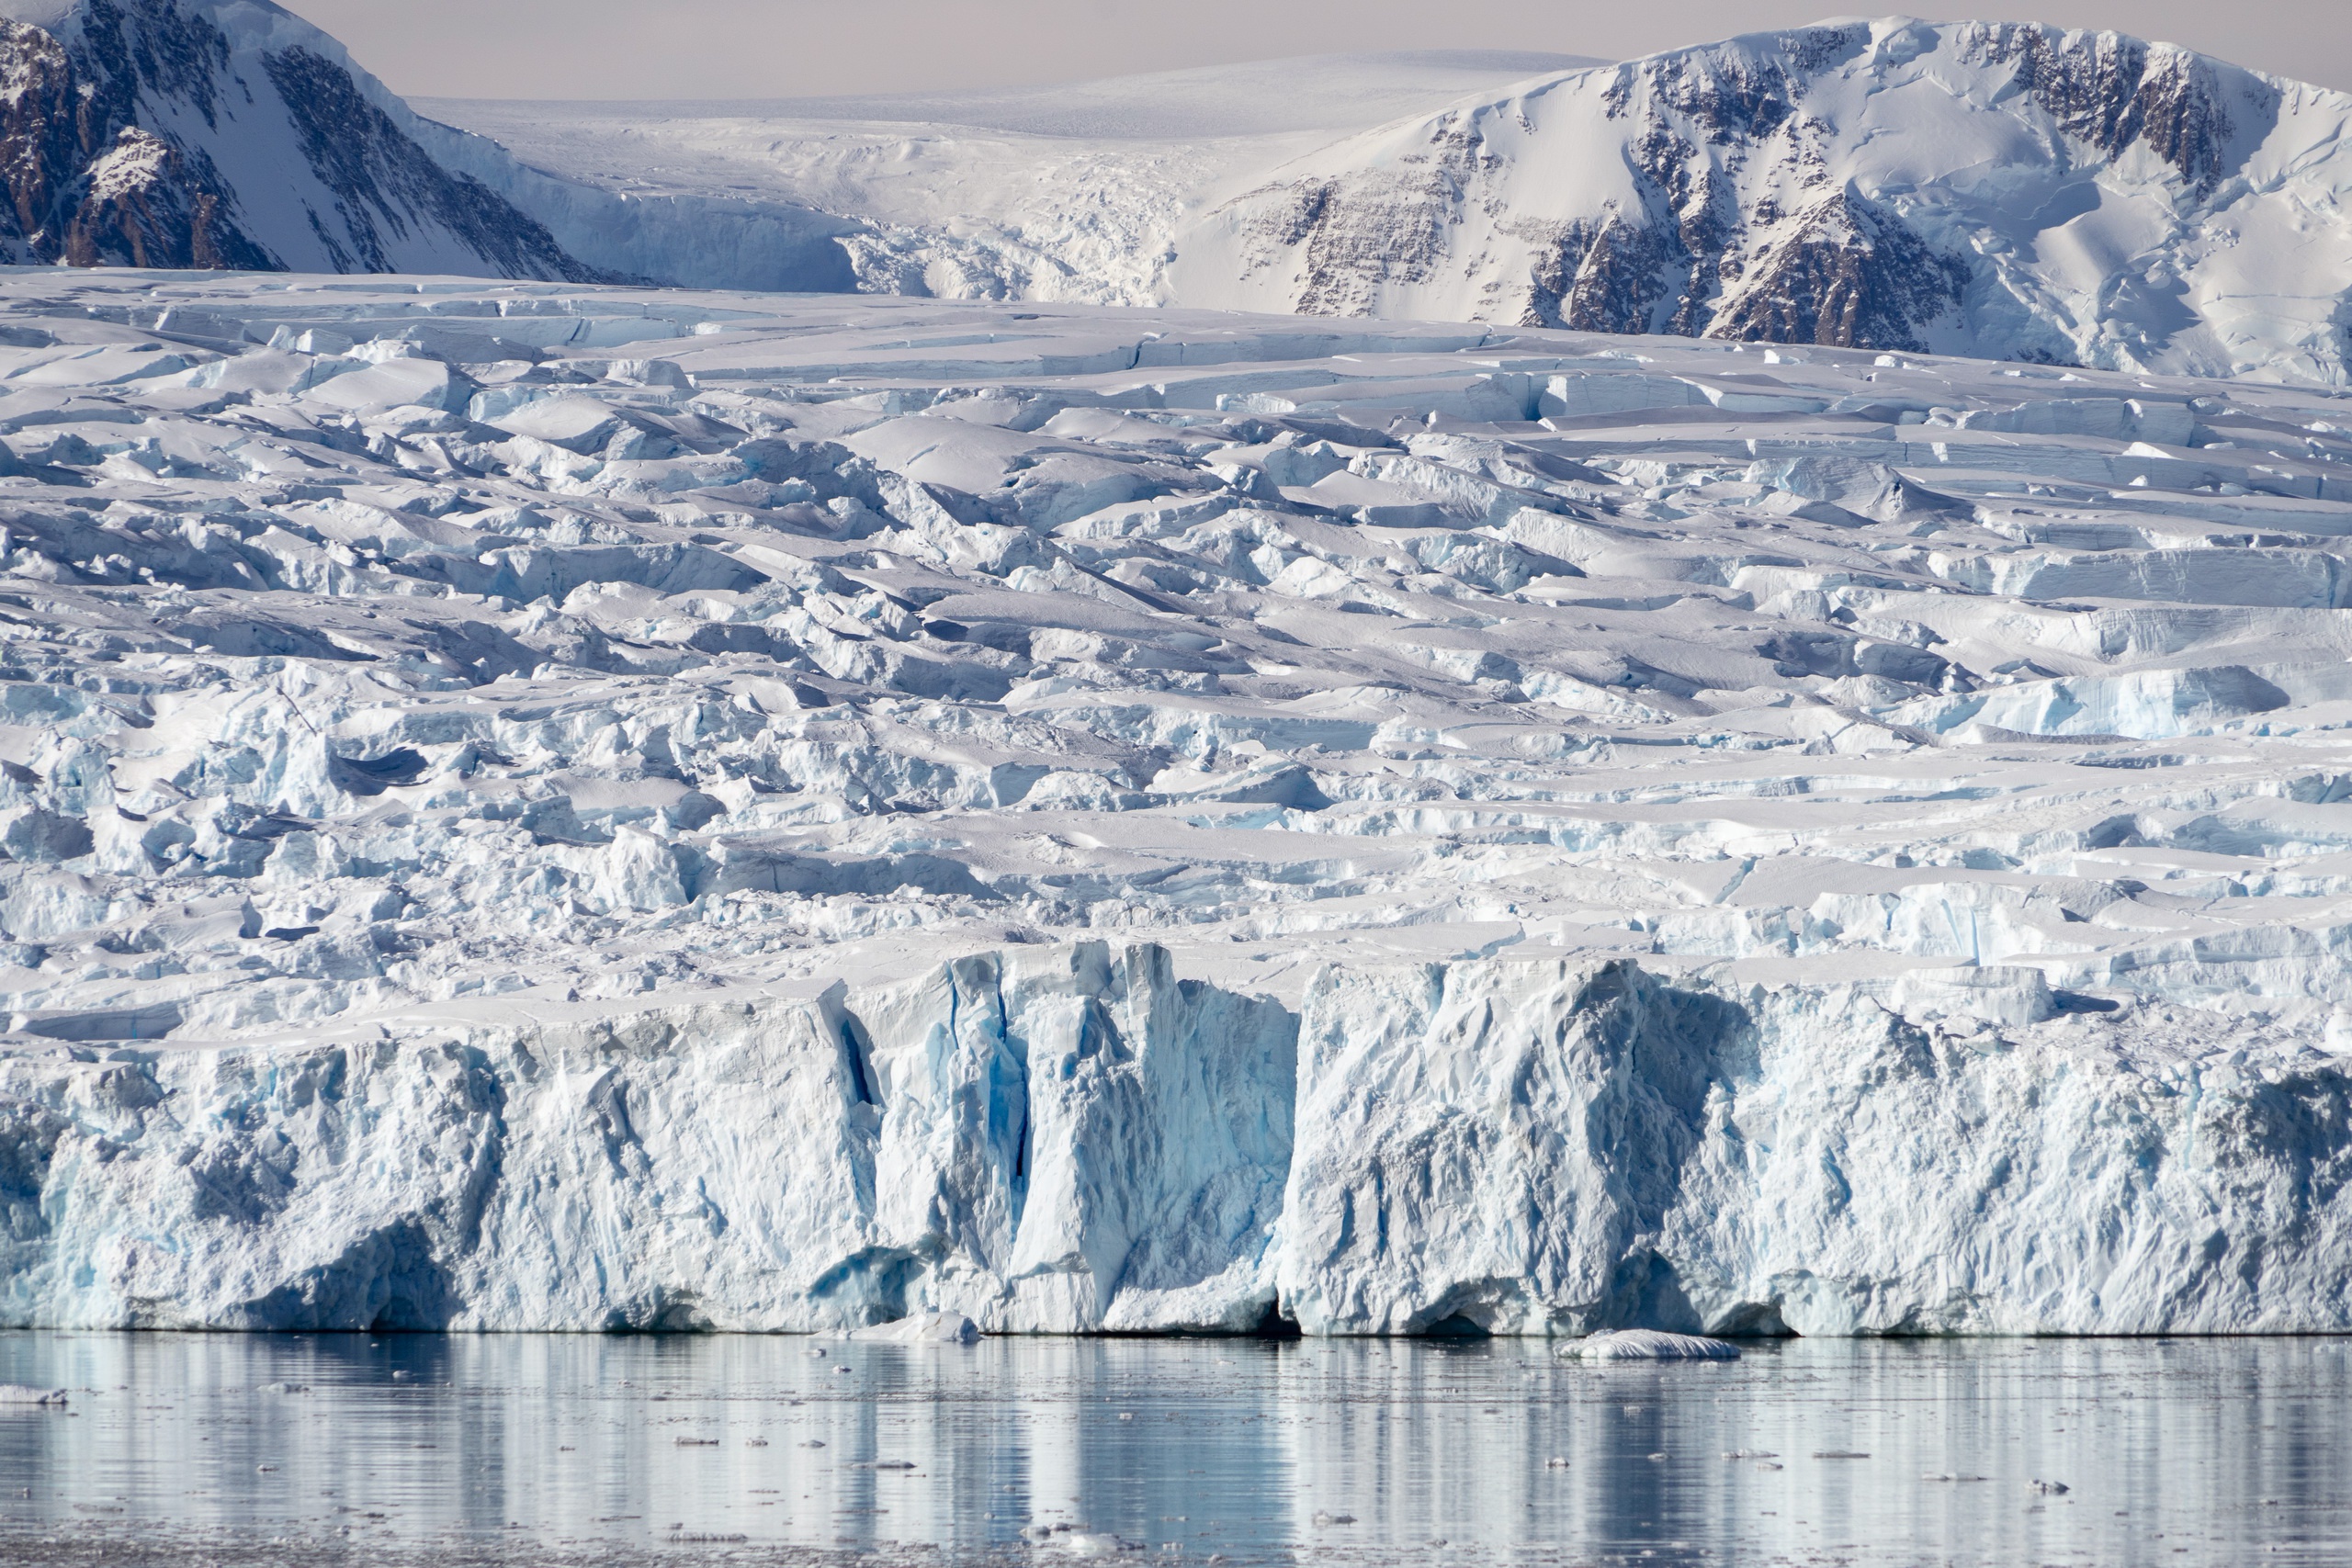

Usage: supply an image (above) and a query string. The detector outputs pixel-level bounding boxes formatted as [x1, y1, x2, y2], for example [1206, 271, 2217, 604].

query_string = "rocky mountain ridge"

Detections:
[0, 0, 860, 292]
[0, 0, 599, 276]
[1173, 18, 2352, 381]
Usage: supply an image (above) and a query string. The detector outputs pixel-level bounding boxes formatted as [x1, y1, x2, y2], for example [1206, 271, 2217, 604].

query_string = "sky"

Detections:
[281, 1, 2352, 101]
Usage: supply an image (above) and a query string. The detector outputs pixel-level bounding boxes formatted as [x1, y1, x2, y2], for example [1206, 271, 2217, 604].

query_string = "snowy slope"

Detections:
[0, 0, 858, 290]
[535, 50, 1606, 141]
[5, 275, 2352, 1334]
[1176, 18, 2352, 382]
[425, 51, 1600, 310]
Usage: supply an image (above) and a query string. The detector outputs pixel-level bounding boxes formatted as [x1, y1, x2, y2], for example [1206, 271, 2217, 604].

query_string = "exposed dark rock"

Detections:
[1209, 19, 2282, 358]
[1710, 187, 1969, 351]
[259, 47, 594, 281]
[1957, 22, 2249, 194]
[0, 0, 603, 280]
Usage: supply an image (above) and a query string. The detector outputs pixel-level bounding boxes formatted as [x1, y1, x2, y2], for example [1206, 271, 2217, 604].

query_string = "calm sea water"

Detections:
[0, 1332, 2346, 1566]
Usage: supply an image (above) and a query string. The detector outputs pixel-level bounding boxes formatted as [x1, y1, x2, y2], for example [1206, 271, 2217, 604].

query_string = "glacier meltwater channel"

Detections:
[0, 274, 2350, 1336]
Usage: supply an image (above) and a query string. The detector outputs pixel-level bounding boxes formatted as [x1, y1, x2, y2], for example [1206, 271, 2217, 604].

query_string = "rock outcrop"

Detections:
[0, 0, 597, 277]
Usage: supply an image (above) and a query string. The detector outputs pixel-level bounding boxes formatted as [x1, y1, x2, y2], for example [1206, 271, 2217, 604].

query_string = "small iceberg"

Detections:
[0, 1385, 67, 1406]
[1557, 1330, 1741, 1361]
[842, 1312, 982, 1345]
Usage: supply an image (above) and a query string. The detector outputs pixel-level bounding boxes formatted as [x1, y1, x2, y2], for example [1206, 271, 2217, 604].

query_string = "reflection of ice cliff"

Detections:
[9, 943, 2348, 1336]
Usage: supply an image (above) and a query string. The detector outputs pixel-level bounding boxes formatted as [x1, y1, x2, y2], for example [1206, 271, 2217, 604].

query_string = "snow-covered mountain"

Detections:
[1180, 18, 2352, 382]
[0, 0, 601, 275]
[0, 0, 859, 290]
[427, 50, 1600, 310]
[445, 17, 2352, 384]
[19, 6, 2352, 386]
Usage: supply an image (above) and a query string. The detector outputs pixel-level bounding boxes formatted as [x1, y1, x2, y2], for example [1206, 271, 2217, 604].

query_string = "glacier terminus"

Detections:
[2, 271, 2351, 1340]
[0, 1, 2349, 1348]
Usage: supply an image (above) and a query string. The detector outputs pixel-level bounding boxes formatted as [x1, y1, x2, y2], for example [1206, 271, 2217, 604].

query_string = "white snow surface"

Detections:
[2, 273, 2352, 1336]
[434, 18, 2352, 383]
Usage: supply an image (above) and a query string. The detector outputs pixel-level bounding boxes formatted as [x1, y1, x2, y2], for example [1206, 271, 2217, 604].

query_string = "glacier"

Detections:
[2, 270, 2352, 1335]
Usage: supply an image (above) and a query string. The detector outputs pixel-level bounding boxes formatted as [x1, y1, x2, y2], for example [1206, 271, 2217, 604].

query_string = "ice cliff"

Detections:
[9, 945, 2347, 1336]
[2, 274, 2352, 1333]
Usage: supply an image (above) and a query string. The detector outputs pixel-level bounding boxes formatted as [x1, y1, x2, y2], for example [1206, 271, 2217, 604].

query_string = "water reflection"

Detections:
[1, 1333, 2346, 1563]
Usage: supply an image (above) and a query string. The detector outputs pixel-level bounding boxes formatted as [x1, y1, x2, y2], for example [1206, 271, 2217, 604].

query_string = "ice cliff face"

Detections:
[9, 946, 2347, 1335]
[1175, 19, 2352, 382]
[0, 273, 2350, 1333]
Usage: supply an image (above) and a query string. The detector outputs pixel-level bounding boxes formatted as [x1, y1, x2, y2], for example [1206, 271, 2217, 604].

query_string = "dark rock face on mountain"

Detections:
[257, 46, 586, 277]
[1966, 24, 2243, 193]
[1175, 18, 2329, 377]
[0, 9, 261, 268]
[0, 0, 600, 278]
[1701, 187, 1969, 353]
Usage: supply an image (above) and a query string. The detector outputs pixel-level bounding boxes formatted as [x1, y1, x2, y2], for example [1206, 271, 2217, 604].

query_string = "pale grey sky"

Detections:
[279, 2, 2352, 101]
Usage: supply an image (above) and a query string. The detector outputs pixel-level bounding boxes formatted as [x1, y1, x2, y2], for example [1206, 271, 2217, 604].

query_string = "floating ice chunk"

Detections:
[0, 1385, 66, 1405]
[844, 1311, 981, 1344]
[1055, 1531, 1133, 1556]
[1557, 1331, 1740, 1361]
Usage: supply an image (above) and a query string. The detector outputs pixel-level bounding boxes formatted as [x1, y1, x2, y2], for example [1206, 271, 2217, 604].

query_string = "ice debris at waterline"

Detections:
[0, 1383, 67, 1404]
[1561, 1331, 1742, 1361]
[843, 1312, 982, 1344]
[2, 273, 2352, 1336]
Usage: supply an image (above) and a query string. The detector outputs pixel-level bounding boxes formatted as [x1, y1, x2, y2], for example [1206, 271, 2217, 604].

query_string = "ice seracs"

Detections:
[1, 273, 2350, 1336]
